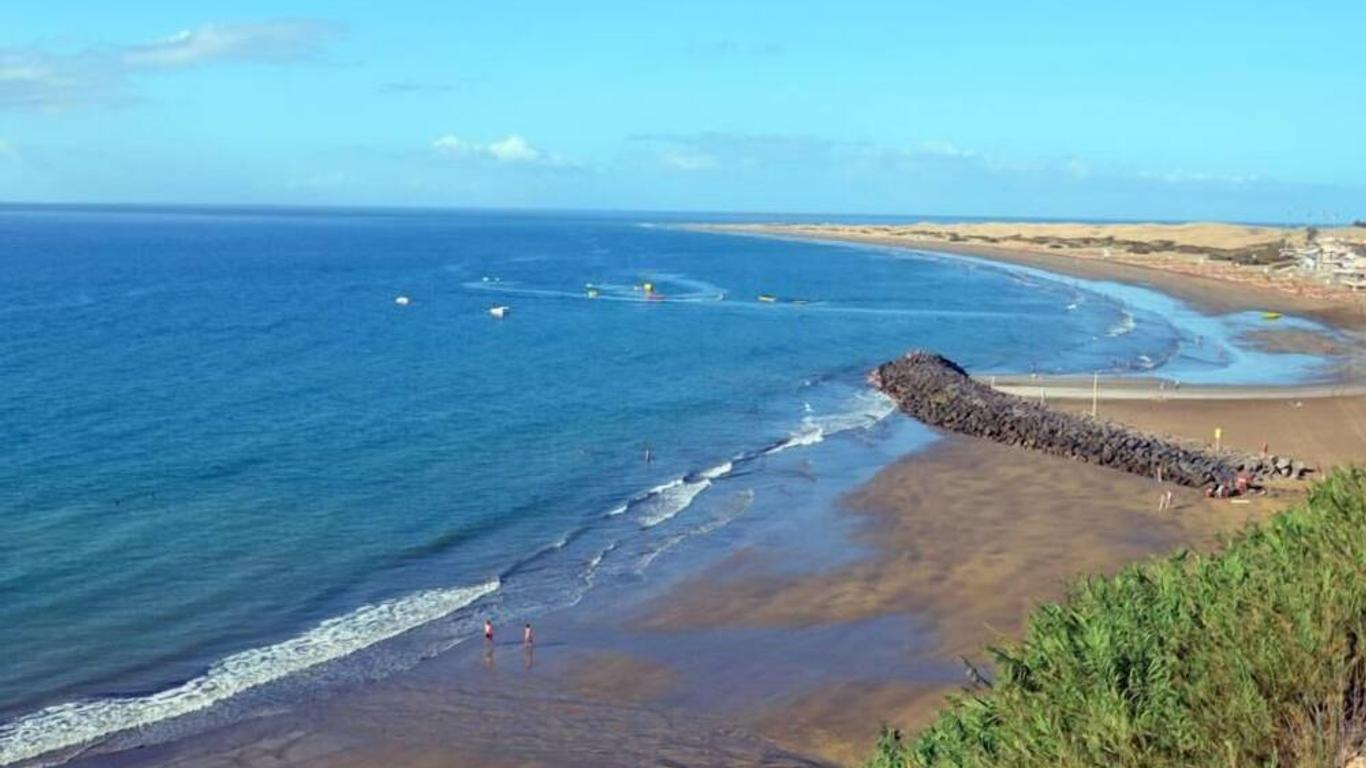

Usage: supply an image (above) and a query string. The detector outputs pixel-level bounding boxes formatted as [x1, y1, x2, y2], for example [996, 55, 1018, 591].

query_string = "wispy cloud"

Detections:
[432, 134, 558, 165]
[119, 20, 339, 69]
[0, 19, 342, 111]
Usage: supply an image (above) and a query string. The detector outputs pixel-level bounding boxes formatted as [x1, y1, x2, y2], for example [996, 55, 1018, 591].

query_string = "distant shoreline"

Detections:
[688, 222, 1366, 332]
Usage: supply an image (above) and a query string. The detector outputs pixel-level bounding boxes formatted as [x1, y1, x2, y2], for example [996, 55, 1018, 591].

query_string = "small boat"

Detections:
[489, 305, 509, 318]
[394, 295, 411, 307]
[757, 294, 778, 303]
[1261, 311, 1283, 321]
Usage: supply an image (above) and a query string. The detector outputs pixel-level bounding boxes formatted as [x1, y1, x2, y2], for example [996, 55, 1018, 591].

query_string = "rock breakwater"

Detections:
[870, 351, 1306, 491]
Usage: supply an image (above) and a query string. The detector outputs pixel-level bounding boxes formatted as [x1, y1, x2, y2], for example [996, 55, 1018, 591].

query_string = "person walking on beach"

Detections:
[484, 618, 494, 644]
[523, 623, 534, 646]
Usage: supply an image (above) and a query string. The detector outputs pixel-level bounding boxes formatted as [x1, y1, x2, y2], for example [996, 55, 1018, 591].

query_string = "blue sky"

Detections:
[1, 1, 1361, 221]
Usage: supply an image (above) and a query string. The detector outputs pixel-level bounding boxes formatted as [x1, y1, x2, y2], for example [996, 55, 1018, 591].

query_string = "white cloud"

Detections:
[660, 150, 717, 171]
[431, 135, 476, 155]
[432, 134, 545, 164]
[120, 20, 341, 69]
[0, 19, 341, 111]
[486, 135, 541, 163]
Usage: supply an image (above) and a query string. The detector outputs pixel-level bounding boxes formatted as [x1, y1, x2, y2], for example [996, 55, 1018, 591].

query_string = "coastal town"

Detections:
[1289, 228, 1366, 289]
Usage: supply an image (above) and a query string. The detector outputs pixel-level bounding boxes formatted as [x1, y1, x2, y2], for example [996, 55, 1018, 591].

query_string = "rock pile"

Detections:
[870, 351, 1307, 490]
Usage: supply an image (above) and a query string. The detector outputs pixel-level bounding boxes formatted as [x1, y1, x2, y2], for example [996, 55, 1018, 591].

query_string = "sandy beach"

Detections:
[696, 222, 1366, 330]
[62, 230, 1366, 768]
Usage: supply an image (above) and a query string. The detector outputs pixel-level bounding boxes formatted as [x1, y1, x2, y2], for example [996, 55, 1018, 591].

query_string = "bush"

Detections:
[870, 468, 1366, 768]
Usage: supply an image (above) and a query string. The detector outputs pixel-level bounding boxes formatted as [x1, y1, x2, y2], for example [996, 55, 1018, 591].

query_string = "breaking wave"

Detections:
[0, 579, 500, 766]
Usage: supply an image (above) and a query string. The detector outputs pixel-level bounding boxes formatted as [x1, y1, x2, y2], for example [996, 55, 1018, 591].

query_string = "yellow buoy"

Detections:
[643, 282, 654, 294]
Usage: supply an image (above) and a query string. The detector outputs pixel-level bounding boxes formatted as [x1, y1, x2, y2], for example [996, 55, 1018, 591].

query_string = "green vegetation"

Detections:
[871, 468, 1366, 768]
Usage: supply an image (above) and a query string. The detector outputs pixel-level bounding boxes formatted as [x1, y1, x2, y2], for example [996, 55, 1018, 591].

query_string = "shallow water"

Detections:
[0, 206, 1335, 764]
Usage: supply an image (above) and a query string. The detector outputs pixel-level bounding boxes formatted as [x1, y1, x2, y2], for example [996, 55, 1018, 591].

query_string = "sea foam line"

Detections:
[1107, 310, 1136, 337]
[765, 390, 896, 455]
[0, 579, 500, 767]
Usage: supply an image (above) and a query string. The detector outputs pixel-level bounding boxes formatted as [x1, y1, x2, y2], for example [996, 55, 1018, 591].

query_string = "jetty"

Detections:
[870, 351, 1308, 491]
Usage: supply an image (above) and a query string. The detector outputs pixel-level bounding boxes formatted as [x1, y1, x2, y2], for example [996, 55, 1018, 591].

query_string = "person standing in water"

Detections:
[484, 619, 494, 644]
[523, 623, 534, 645]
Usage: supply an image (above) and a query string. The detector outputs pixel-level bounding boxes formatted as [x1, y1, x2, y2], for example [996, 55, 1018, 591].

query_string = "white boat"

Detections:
[394, 295, 411, 306]
[489, 305, 509, 318]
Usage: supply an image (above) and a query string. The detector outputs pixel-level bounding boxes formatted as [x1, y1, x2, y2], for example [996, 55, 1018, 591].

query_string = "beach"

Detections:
[696, 222, 1366, 331]
[45, 222, 1366, 768]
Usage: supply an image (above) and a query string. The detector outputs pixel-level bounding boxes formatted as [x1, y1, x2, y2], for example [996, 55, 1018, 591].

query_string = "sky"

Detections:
[0, 0, 1362, 221]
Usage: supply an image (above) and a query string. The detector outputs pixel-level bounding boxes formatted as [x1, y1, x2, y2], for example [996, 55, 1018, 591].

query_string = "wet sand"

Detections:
[634, 436, 1290, 764]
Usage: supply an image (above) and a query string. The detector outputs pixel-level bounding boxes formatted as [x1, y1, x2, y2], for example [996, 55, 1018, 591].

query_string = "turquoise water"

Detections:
[0, 207, 1334, 763]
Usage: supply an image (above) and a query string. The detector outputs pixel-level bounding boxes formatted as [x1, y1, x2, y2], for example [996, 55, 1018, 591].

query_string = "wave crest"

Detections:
[0, 579, 500, 766]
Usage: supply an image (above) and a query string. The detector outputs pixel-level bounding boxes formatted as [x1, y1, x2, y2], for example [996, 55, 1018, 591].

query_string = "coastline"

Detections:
[690, 223, 1366, 332]
[38, 223, 1366, 768]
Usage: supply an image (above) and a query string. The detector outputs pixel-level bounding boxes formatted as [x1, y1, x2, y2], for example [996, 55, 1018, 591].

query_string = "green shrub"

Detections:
[870, 468, 1366, 768]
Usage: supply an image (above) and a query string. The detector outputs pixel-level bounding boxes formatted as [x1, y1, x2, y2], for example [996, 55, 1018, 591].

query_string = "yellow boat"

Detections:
[1261, 311, 1283, 321]
[757, 294, 778, 303]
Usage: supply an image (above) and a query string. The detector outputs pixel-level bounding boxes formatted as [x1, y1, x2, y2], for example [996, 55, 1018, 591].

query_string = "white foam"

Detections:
[698, 460, 733, 480]
[765, 427, 826, 455]
[691, 489, 755, 536]
[806, 390, 896, 435]
[634, 533, 687, 572]
[767, 390, 895, 455]
[637, 477, 712, 528]
[1107, 310, 1136, 337]
[0, 579, 500, 766]
[583, 542, 618, 587]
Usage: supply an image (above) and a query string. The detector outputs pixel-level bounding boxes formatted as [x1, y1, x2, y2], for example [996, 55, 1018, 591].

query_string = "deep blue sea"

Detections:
[0, 206, 1336, 763]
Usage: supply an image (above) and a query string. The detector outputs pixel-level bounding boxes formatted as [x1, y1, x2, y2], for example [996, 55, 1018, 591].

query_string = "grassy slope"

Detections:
[870, 469, 1366, 768]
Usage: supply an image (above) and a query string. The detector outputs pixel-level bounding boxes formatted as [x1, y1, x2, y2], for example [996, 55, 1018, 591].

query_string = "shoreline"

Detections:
[36, 223, 1366, 768]
[688, 223, 1366, 332]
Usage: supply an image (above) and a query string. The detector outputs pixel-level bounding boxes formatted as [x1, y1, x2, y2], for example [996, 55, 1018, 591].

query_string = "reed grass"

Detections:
[870, 468, 1366, 767]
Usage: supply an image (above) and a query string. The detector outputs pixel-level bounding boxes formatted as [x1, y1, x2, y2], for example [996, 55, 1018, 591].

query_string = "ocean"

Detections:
[0, 206, 1335, 764]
